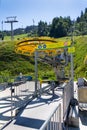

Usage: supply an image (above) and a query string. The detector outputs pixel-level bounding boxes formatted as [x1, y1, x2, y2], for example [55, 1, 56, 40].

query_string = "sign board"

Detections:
[15, 37, 72, 56]
[68, 47, 75, 53]
[36, 41, 71, 50]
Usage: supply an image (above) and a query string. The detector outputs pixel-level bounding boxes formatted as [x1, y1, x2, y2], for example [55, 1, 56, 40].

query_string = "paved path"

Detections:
[0, 81, 60, 129]
[0, 81, 35, 129]
[1, 81, 87, 130]
[2, 91, 62, 130]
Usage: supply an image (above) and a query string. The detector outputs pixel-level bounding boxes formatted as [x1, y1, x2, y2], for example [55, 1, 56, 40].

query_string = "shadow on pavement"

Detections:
[14, 117, 44, 129]
[79, 110, 87, 126]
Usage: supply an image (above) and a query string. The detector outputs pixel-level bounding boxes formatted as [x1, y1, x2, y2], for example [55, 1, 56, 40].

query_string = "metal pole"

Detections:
[71, 53, 74, 97]
[11, 22, 14, 40]
[1, 21, 3, 32]
[71, 54, 74, 82]
[11, 84, 13, 119]
[35, 51, 38, 93]
[71, 20, 75, 97]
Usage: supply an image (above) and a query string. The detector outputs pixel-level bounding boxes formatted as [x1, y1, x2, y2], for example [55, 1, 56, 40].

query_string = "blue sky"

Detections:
[0, 0, 87, 30]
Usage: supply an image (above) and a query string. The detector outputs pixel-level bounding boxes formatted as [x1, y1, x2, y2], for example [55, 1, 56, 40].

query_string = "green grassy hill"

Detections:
[74, 36, 87, 79]
[0, 36, 87, 81]
[0, 39, 53, 80]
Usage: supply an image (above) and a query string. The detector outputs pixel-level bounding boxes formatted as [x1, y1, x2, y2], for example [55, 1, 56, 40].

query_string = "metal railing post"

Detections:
[39, 104, 61, 130]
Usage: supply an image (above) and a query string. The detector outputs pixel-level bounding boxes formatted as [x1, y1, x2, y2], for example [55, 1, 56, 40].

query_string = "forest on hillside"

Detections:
[1, 8, 87, 39]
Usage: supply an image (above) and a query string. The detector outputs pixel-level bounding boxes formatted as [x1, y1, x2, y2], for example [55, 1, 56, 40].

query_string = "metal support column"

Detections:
[71, 53, 74, 97]
[35, 51, 38, 93]
[11, 22, 14, 40]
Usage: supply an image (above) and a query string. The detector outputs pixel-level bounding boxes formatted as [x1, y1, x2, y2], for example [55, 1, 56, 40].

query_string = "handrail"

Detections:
[39, 103, 61, 130]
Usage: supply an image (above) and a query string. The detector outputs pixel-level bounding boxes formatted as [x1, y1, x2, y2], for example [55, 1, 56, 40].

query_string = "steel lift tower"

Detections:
[5, 16, 18, 40]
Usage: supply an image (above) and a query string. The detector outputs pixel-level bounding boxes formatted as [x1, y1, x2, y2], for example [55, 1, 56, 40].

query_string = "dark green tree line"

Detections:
[1, 8, 87, 38]
[49, 16, 72, 38]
